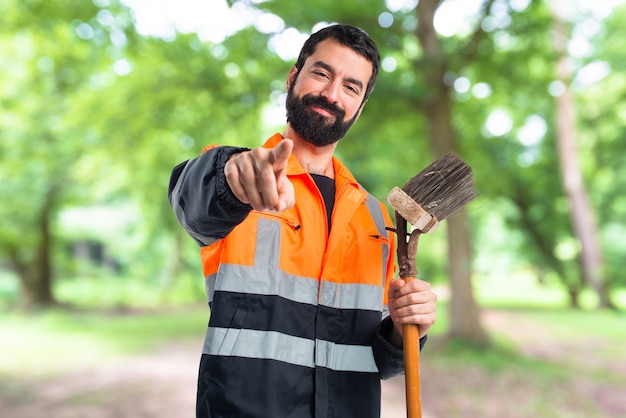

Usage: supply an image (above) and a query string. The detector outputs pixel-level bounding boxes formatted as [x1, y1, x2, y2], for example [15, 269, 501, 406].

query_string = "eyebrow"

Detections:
[311, 60, 364, 91]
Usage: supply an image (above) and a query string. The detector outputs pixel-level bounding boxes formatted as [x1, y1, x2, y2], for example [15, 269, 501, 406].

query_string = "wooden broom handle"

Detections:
[395, 213, 423, 418]
[403, 276, 422, 418]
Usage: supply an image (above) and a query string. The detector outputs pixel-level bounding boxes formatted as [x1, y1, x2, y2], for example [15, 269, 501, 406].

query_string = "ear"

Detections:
[286, 66, 298, 90]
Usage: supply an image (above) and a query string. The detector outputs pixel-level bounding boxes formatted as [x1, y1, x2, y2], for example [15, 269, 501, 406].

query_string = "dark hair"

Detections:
[294, 24, 381, 102]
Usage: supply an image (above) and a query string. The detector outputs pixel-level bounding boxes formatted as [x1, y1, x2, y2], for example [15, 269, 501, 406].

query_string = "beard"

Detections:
[285, 84, 358, 147]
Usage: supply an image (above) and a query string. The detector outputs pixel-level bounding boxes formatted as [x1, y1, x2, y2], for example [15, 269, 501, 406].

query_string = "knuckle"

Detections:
[258, 169, 275, 184]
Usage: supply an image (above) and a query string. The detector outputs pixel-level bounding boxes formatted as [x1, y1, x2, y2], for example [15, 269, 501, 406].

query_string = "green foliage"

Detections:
[577, 4, 626, 287]
[0, 0, 624, 309]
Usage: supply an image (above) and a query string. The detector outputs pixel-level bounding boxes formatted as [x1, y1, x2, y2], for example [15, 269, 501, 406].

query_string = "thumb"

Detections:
[270, 139, 293, 173]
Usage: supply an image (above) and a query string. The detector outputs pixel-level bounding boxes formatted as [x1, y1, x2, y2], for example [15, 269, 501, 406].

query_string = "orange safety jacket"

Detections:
[169, 133, 410, 418]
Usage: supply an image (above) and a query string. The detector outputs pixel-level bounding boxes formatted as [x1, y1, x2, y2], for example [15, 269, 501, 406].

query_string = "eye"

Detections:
[313, 70, 329, 79]
[345, 84, 360, 95]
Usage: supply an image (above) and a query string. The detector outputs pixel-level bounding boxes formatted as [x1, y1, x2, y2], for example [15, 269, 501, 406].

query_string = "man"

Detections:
[168, 24, 437, 418]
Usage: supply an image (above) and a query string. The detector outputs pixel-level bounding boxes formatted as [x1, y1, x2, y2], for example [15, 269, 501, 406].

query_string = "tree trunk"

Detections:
[35, 188, 55, 305]
[550, 1, 614, 309]
[416, 0, 488, 343]
[447, 211, 488, 341]
[511, 185, 584, 308]
[11, 187, 57, 309]
[567, 289, 581, 309]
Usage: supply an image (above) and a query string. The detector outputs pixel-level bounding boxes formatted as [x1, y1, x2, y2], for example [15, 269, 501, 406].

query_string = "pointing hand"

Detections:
[224, 139, 296, 212]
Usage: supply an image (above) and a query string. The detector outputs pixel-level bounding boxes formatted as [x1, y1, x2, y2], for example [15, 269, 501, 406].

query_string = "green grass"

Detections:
[0, 307, 208, 377]
[474, 272, 626, 310]
[0, 271, 206, 310]
[54, 274, 206, 309]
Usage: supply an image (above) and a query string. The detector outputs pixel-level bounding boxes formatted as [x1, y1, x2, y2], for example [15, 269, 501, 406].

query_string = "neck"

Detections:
[283, 128, 336, 178]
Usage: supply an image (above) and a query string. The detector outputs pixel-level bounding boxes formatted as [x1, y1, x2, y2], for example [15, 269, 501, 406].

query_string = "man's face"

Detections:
[285, 85, 357, 147]
[286, 39, 372, 147]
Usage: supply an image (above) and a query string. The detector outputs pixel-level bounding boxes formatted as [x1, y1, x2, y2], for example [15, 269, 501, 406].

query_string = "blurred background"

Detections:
[1, 0, 625, 417]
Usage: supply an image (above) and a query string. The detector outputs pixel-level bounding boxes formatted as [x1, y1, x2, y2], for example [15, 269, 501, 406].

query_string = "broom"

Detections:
[385, 153, 478, 418]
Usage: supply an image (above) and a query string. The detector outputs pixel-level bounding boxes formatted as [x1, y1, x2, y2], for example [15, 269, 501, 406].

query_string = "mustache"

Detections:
[301, 94, 345, 118]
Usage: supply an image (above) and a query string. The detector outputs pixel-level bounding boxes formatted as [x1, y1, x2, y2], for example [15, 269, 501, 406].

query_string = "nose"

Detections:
[320, 80, 341, 103]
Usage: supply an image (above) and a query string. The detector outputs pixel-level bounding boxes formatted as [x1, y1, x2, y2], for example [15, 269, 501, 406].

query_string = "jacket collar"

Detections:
[262, 133, 360, 190]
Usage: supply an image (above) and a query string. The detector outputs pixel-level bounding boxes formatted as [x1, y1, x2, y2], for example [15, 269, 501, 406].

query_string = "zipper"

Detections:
[254, 210, 301, 231]
[369, 234, 389, 243]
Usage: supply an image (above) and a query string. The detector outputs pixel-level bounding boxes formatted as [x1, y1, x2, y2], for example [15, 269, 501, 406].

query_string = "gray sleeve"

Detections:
[168, 146, 251, 246]
[372, 316, 428, 379]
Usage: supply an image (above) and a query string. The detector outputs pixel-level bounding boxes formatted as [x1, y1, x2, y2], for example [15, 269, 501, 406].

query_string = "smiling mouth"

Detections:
[302, 94, 343, 119]
[311, 106, 335, 118]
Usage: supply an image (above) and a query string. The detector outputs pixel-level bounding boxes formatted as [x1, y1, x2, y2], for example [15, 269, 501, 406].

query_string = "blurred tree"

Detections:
[447, 0, 625, 309]
[549, 0, 613, 309]
[0, 0, 287, 307]
[0, 0, 116, 307]
[451, 0, 585, 306]
[578, 4, 626, 298]
[410, 0, 489, 342]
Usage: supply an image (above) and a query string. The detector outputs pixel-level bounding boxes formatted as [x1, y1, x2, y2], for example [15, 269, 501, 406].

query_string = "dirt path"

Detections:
[0, 342, 199, 418]
[1, 341, 413, 418]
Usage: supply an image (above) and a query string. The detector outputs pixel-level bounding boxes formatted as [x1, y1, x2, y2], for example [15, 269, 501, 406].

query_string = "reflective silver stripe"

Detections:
[211, 261, 384, 310]
[364, 193, 389, 240]
[255, 217, 280, 270]
[202, 327, 379, 373]
[214, 264, 320, 306]
[205, 272, 217, 303]
[212, 264, 383, 310]
[316, 339, 379, 373]
[364, 193, 390, 287]
[319, 280, 384, 311]
[203, 327, 315, 368]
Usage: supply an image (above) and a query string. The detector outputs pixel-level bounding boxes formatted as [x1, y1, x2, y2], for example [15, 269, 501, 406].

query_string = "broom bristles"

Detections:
[401, 153, 478, 221]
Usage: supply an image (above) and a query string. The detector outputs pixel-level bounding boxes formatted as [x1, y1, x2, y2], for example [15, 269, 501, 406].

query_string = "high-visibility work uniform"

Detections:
[169, 134, 423, 418]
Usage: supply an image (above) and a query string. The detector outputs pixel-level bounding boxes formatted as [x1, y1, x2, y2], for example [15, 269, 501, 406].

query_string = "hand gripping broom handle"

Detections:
[395, 212, 424, 418]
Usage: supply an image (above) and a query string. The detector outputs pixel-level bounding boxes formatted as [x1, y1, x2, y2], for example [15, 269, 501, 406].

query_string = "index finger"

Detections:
[270, 139, 293, 173]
